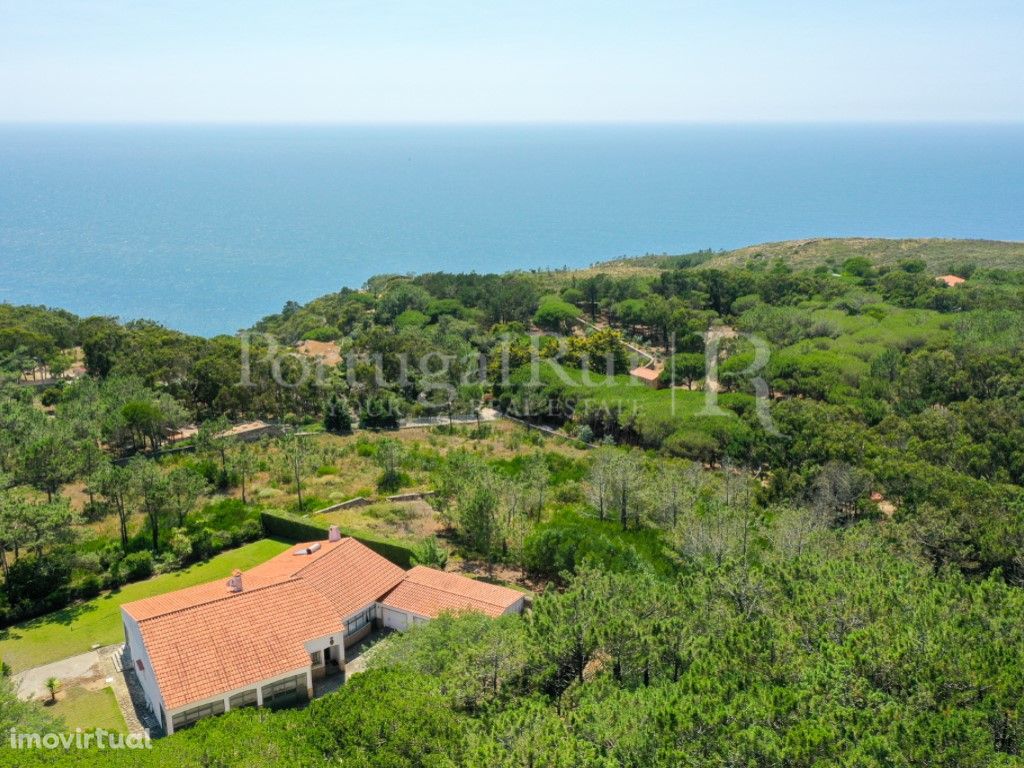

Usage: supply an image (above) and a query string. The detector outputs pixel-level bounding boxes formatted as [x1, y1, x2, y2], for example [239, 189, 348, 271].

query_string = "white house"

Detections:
[121, 527, 525, 734]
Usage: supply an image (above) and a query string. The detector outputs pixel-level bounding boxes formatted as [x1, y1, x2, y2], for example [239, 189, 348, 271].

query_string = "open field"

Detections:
[0, 539, 291, 673]
[701, 237, 1024, 272]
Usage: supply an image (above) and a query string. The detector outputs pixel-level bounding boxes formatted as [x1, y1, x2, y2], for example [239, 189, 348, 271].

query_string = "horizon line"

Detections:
[2, 118, 1024, 128]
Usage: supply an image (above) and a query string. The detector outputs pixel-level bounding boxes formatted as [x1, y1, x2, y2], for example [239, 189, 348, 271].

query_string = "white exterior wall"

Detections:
[121, 609, 165, 722]
[304, 629, 347, 668]
[383, 606, 430, 630]
[164, 664, 312, 735]
[503, 596, 527, 615]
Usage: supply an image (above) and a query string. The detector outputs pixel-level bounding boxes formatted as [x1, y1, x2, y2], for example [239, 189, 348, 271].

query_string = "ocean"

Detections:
[1, 123, 1023, 336]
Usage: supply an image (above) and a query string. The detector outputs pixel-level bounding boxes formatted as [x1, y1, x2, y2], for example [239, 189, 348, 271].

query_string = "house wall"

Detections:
[503, 596, 527, 615]
[342, 603, 378, 647]
[382, 606, 430, 631]
[164, 665, 313, 735]
[304, 630, 346, 679]
[121, 610, 164, 721]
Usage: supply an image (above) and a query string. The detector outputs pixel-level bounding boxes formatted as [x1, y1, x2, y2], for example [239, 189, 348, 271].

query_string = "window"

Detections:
[310, 650, 323, 666]
[228, 689, 257, 710]
[346, 608, 375, 633]
[135, 659, 144, 672]
[261, 674, 308, 710]
[171, 700, 225, 731]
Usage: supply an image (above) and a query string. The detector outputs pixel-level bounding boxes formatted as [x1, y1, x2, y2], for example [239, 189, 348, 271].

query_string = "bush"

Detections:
[74, 574, 102, 600]
[117, 551, 155, 583]
[239, 518, 263, 542]
[324, 395, 353, 434]
[210, 529, 233, 553]
[410, 537, 448, 569]
[190, 527, 217, 560]
[376, 470, 410, 493]
[358, 391, 404, 430]
[3, 553, 73, 608]
[39, 386, 64, 407]
[170, 528, 193, 566]
[81, 500, 109, 522]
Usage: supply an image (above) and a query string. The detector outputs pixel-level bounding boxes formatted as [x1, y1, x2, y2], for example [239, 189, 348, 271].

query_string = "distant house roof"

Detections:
[629, 366, 662, 382]
[122, 538, 522, 710]
[936, 274, 966, 287]
[381, 566, 523, 618]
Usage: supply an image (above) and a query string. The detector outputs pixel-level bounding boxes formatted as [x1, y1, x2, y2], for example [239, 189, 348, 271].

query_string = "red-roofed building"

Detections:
[121, 531, 525, 734]
[629, 364, 664, 389]
[936, 274, 967, 287]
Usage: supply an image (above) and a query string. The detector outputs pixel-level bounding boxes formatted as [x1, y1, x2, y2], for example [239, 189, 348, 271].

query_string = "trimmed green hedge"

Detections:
[260, 510, 414, 568]
[260, 509, 328, 543]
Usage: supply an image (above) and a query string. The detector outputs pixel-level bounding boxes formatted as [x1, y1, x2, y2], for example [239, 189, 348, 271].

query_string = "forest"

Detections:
[1, 238, 1023, 766]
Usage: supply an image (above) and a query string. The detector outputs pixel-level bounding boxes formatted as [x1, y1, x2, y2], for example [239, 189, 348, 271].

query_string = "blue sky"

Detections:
[1, 0, 1021, 122]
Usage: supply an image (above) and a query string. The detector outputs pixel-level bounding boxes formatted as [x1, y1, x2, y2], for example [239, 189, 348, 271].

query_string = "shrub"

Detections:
[73, 574, 102, 600]
[190, 527, 217, 561]
[376, 470, 410, 493]
[81, 500, 109, 523]
[210, 529, 233, 553]
[324, 395, 353, 434]
[117, 551, 155, 583]
[410, 537, 448, 569]
[239, 518, 263, 542]
[39, 386, 64, 407]
[3, 553, 73, 608]
[169, 528, 193, 566]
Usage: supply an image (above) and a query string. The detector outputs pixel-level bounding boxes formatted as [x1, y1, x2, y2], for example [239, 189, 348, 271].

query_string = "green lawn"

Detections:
[0, 539, 291, 673]
[50, 686, 128, 733]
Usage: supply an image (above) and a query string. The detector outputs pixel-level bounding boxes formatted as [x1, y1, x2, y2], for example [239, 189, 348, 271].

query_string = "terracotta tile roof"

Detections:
[629, 365, 663, 381]
[381, 566, 523, 618]
[936, 274, 966, 287]
[122, 540, 330, 622]
[137, 579, 342, 711]
[293, 538, 406, 619]
[123, 538, 518, 711]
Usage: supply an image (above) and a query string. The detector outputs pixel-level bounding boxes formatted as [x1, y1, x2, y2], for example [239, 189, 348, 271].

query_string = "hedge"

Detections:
[259, 510, 415, 568]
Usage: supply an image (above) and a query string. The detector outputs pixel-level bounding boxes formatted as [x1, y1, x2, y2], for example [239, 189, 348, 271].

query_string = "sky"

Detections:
[1, 0, 1022, 123]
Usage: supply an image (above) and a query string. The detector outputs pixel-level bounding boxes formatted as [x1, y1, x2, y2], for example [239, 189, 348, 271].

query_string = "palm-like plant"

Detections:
[45, 677, 61, 703]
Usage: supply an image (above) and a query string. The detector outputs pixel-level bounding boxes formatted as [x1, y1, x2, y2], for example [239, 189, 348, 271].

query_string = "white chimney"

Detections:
[226, 569, 243, 593]
[328, 525, 341, 543]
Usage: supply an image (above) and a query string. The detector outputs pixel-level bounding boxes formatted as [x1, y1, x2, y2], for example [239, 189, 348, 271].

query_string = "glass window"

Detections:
[310, 650, 323, 666]
[172, 699, 226, 730]
[260, 674, 308, 710]
[228, 689, 257, 710]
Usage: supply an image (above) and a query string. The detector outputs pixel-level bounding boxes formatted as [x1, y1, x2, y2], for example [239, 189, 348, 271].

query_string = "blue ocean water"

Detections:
[1, 124, 1023, 337]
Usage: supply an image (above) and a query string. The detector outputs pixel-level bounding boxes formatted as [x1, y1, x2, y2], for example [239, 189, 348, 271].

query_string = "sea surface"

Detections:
[1, 124, 1023, 336]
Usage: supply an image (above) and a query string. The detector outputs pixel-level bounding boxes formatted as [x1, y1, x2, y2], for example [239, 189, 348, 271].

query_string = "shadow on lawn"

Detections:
[0, 598, 100, 639]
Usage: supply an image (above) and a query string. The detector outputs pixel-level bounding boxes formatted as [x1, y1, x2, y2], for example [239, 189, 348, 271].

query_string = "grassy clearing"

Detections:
[547, 365, 727, 424]
[704, 237, 1024, 272]
[49, 686, 128, 733]
[0, 539, 291, 673]
[311, 500, 440, 544]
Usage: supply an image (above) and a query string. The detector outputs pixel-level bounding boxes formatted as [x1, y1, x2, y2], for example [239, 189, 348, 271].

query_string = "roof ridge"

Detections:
[137, 577, 306, 623]
[401, 570, 511, 609]
[290, 537, 354, 578]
